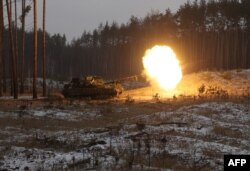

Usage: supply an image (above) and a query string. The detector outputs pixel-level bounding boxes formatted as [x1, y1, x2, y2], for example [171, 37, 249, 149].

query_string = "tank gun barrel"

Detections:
[105, 75, 144, 84]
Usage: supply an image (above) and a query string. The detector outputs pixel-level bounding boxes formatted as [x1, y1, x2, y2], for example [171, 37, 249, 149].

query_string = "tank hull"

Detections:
[62, 87, 118, 99]
[62, 76, 123, 99]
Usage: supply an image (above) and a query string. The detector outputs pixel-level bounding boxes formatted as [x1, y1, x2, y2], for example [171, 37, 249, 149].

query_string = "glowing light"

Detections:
[142, 45, 182, 91]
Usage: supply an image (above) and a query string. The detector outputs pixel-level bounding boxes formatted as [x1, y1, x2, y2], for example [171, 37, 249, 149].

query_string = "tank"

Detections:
[62, 76, 123, 99]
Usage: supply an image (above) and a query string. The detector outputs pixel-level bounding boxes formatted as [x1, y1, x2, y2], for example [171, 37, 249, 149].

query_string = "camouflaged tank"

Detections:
[62, 76, 123, 99]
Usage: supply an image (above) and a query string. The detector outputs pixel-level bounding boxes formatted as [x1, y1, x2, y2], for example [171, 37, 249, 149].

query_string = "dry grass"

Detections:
[237, 72, 248, 79]
[0, 98, 248, 170]
[151, 154, 179, 169]
[200, 72, 214, 82]
[202, 148, 221, 158]
[212, 126, 242, 138]
[152, 153, 212, 171]
[17, 136, 76, 152]
[220, 71, 233, 80]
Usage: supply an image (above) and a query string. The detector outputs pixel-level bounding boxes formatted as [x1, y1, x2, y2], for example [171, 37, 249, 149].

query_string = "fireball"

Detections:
[142, 45, 182, 91]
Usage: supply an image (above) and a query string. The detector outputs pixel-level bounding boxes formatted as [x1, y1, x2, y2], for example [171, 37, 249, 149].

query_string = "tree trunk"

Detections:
[9, 0, 13, 96]
[33, 0, 37, 99]
[42, 0, 46, 96]
[0, 0, 3, 96]
[14, 0, 18, 81]
[20, 0, 26, 94]
[6, 0, 18, 99]
[2, 1, 5, 94]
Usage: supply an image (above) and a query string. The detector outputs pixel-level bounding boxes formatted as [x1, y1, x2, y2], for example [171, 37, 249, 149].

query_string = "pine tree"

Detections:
[33, 0, 38, 99]
[42, 0, 46, 96]
[0, 0, 3, 96]
[14, 0, 18, 85]
[20, 0, 26, 94]
[6, 0, 18, 99]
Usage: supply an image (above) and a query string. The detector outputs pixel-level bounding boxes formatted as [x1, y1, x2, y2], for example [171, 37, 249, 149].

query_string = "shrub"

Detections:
[201, 72, 213, 81]
[125, 95, 135, 103]
[204, 85, 229, 99]
[198, 84, 206, 95]
[220, 71, 232, 80]
[152, 93, 160, 102]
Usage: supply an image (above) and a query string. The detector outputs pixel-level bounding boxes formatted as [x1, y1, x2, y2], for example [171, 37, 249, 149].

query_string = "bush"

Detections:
[125, 95, 135, 103]
[201, 72, 213, 81]
[152, 93, 160, 102]
[205, 85, 229, 99]
[198, 84, 205, 95]
[220, 71, 232, 80]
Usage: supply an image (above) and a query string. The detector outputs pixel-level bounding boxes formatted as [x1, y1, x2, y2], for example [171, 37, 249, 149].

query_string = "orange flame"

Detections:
[143, 45, 182, 91]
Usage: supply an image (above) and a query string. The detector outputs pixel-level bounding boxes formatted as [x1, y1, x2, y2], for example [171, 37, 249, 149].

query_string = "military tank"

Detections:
[62, 76, 123, 99]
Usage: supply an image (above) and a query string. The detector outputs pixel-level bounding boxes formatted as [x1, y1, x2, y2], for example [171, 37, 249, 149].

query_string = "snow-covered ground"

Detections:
[0, 100, 249, 170]
[175, 69, 250, 96]
[121, 69, 250, 100]
[0, 70, 250, 170]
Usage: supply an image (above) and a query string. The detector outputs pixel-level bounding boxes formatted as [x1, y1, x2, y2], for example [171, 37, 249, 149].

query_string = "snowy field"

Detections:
[0, 70, 250, 170]
[0, 100, 249, 170]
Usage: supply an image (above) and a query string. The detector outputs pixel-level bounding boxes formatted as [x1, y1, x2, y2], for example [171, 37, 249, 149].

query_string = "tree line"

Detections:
[0, 0, 46, 99]
[57, 0, 250, 78]
[0, 0, 250, 98]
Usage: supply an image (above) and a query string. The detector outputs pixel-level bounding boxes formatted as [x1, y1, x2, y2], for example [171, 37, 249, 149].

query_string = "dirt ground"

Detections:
[0, 96, 249, 170]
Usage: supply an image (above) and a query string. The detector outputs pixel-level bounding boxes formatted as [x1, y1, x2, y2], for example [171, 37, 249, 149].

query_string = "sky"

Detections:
[13, 0, 188, 41]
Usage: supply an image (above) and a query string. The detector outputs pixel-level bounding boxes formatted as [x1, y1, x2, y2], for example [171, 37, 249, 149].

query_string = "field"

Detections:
[0, 70, 250, 171]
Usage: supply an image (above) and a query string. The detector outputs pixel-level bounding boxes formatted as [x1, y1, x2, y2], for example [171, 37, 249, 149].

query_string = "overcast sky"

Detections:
[20, 0, 188, 41]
